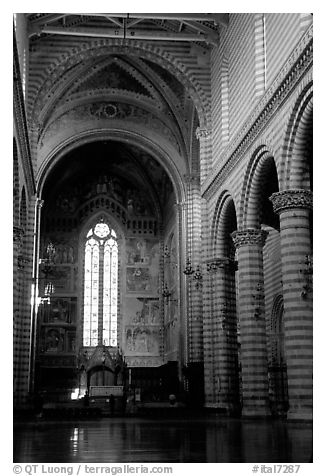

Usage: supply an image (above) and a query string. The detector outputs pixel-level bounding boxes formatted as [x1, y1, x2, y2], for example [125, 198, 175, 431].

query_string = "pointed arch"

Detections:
[212, 191, 238, 258]
[281, 82, 313, 191]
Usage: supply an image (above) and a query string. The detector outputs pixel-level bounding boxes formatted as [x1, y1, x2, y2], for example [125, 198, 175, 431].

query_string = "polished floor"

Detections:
[14, 416, 312, 463]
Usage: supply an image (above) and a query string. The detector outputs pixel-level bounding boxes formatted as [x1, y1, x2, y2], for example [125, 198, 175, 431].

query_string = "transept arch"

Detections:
[36, 129, 187, 207]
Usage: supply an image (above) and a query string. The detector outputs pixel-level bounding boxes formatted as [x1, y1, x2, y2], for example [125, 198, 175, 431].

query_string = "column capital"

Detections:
[270, 189, 312, 214]
[183, 173, 200, 186]
[174, 200, 187, 211]
[231, 229, 268, 249]
[195, 126, 211, 139]
[17, 253, 32, 270]
[206, 257, 237, 273]
[36, 198, 45, 209]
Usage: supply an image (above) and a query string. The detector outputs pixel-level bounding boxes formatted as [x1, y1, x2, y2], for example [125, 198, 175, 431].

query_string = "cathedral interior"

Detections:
[13, 12, 313, 463]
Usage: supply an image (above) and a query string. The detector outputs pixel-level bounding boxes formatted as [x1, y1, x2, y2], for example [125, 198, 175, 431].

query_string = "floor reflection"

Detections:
[13, 416, 312, 463]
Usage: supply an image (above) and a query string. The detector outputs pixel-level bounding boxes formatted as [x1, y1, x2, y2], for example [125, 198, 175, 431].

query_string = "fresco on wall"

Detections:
[125, 297, 160, 326]
[40, 327, 76, 354]
[126, 238, 159, 266]
[51, 174, 155, 217]
[123, 297, 161, 357]
[39, 297, 77, 324]
[41, 239, 77, 264]
[125, 238, 159, 296]
[40, 266, 72, 294]
[125, 327, 160, 355]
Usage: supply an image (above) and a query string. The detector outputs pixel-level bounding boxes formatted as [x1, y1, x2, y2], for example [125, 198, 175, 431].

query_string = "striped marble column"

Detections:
[206, 258, 240, 414]
[13, 225, 24, 406]
[270, 189, 313, 420]
[231, 229, 270, 417]
[185, 174, 203, 363]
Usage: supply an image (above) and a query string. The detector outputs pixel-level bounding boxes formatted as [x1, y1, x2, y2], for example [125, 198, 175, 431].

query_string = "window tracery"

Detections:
[83, 221, 118, 347]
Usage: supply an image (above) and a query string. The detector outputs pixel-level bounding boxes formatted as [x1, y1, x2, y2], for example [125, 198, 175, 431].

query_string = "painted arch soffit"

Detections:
[34, 57, 191, 161]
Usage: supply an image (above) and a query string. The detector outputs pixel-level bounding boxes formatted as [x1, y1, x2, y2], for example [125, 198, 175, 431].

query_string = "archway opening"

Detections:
[35, 140, 182, 404]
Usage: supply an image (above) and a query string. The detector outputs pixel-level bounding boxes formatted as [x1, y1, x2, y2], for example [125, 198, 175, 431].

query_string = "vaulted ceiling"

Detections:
[20, 13, 221, 212]
[27, 13, 228, 47]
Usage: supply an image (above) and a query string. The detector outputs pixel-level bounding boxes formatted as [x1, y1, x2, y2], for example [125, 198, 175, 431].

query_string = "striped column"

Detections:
[187, 175, 203, 363]
[231, 229, 270, 417]
[270, 189, 312, 420]
[13, 225, 24, 406]
[207, 258, 240, 414]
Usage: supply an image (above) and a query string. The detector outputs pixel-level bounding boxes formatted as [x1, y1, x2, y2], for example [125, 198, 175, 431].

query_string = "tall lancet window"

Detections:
[83, 221, 118, 347]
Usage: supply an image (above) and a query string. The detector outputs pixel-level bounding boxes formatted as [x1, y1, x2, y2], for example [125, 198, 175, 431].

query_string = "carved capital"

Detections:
[195, 127, 211, 139]
[183, 173, 200, 186]
[231, 229, 268, 249]
[17, 254, 32, 270]
[270, 189, 312, 214]
[174, 201, 187, 211]
[206, 257, 237, 273]
[37, 198, 45, 209]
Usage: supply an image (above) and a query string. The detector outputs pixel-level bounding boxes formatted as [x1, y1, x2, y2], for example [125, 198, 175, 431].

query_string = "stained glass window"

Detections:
[83, 222, 118, 347]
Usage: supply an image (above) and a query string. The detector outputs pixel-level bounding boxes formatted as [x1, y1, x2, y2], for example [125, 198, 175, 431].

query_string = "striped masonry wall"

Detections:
[232, 229, 270, 416]
[265, 13, 301, 88]
[210, 45, 222, 169]
[14, 194, 36, 407]
[270, 190, 312, 419]
[220, 55, 229, 147]
[254, 14, 266, 99]
[226, 14, 256, 142]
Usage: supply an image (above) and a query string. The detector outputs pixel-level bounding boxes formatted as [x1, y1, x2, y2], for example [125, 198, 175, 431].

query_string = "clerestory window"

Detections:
[83, 221, 118, 347]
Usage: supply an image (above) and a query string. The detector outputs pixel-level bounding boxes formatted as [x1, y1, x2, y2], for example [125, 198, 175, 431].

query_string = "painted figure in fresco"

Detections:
[45, 329, 63, 352]
[68, 246, 74, 263]
[135, 330, 148, 352]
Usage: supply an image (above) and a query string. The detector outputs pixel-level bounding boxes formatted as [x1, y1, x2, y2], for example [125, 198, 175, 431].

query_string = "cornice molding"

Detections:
[202, 25, 313, 200]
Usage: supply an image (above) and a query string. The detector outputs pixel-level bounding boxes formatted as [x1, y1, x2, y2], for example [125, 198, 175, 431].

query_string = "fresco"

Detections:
[125, 297, 160, 326]
[124, 297, 161, 356]
[40, 266, 72, 294]
[125, 327, 160, 355]
[125, 238, 160, 296]
[39, 297, 77, 324]
[126, 238, 159, 266]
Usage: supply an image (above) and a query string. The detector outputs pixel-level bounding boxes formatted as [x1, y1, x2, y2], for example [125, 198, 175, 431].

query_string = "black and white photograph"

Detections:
[10, 2, 318, 473]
